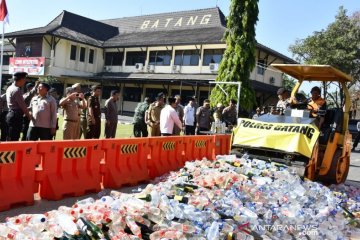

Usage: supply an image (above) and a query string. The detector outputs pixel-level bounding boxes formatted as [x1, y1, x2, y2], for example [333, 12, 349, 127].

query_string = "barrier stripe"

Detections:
[195, 140, 206, 148]
[0, 151, 15, 164]
[63, 147, 87, 158]
[120, 144, 138, 154]
[162, 142, 175, 151]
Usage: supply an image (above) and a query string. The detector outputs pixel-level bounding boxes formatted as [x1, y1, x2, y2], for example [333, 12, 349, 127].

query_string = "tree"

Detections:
[210, 0, 259, 113]
[282, 74, 296, 90]
[289, 7, 360, 88]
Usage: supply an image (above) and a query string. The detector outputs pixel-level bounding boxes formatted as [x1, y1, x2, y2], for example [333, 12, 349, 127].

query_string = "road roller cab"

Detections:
[231, 64, 352, 184]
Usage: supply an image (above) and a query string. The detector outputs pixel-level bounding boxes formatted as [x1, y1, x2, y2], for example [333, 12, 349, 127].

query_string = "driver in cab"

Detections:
[307, 86, 326, 117]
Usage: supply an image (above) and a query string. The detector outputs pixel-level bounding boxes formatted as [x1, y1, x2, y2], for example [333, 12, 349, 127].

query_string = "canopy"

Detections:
[271, 64, 353, 82]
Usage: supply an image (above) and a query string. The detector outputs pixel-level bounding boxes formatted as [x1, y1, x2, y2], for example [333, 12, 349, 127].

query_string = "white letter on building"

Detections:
[187, 16, 198, 25]
[164, 18, 173, 28]
[141, 20, 150, 29]
[151, 19, 159, 29]
[174, 17, 183, 27]
[200, 14, 212, 25]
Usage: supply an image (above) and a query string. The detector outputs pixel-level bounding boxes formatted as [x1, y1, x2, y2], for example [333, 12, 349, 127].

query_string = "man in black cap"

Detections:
[276, 88, 290, 115]
[6, 72, 33, 141]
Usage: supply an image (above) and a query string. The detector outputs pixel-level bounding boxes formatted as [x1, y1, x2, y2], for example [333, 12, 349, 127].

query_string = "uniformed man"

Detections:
[222, 99, 238, 127]
[104, 90, 120, 138]
[27, 83, 57, 140]
[86, 85, 102, 139]
[0, 93, 8, 141]
[6, 72, 32, 141]
[133, 97, 151, 137]
[173, 94, 184, 135]
[22, 81, 39, 140]
[59, 87, 86, 139]
[80, 92, 91, 139]
[147, 92, 165, 137]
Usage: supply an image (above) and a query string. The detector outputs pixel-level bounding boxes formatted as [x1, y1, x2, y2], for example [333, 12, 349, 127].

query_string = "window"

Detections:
[203, 49, 224, 66]
[70, 45, 77, 60]
[89, 49, 94, 64]
[149, 51, 171, 66]
[123, 87, 141, 102]
[145, 88, 165, 102]
[125, 51, 146, 66]
[102, 86, 120, 99]
[105, 52, 123, 66]
[3, 55, 10, 65]
[257, 59, 266, 75]
[174, 50, 199, 66]
[80, 47, 86, 62]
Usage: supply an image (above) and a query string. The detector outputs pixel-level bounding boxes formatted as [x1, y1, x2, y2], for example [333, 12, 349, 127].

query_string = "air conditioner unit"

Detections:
[135, 63, 144, 71]
[209, 63, 219, 72]
[147, 64, 155, 72]
[269, 76, 275, 85]
[172, 65, 181, 73]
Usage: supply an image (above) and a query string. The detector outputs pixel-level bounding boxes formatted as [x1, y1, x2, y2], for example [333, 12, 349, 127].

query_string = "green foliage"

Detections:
[210, 0, 259, 111]
[282, 74, 296, 90]
[289, 7, 360, 87]
[38, 75, 60, 84]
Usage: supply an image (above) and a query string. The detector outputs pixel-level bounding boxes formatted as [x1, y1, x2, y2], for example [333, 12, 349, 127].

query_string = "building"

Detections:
[3, 7, 296, 114]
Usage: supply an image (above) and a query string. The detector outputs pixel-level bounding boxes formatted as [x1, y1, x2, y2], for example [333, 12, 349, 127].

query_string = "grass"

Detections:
[54, 115, 134, 140]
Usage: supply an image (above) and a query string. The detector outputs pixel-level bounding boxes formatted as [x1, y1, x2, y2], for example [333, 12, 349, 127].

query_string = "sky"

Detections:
[4, 0, 359, 59]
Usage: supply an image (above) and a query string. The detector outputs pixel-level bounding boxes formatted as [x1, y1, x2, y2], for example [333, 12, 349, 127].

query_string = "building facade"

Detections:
[3, 7, 296, 114]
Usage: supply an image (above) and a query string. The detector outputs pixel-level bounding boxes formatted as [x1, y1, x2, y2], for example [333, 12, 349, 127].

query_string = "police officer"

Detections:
[133, 97, 151, 137]
[86, 85, 102, 139]
[147, 92, 165, 137]
[6, 72, 32, 141]
[22, 81, 39, 140]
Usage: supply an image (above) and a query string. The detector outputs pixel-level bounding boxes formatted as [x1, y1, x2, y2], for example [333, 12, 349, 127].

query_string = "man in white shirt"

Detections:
[183, 97, 196, 135]
[160, 97, 183, 136]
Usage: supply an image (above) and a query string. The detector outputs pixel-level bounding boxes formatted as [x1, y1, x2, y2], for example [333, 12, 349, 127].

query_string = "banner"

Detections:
[9, 57, 45, 76]
[233, 118, 320, 158]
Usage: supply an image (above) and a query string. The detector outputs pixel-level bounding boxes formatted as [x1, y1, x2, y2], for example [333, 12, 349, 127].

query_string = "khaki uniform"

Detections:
[148, 102, 163, 136]
[61, 98, 81, 139]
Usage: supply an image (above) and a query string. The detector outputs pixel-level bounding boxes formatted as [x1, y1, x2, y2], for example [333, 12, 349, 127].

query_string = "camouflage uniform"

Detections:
[133, 100, 149, 137]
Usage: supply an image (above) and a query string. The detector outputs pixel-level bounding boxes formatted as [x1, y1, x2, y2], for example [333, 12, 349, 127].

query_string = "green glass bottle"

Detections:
[136, 193, 152, 202]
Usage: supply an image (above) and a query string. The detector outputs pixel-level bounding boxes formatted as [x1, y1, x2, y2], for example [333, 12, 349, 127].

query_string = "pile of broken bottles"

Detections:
[1, 154, 359, 239]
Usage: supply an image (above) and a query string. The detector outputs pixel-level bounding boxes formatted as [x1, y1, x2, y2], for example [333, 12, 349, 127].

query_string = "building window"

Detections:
[89, 49, 94, 64]
[203, 49, 224, 66]
[257, 59, 266, 75]
[105, 52, 123, 66]
[70, 45, 77, 60]
[174, 50, 199, 66]
[125, 51, 146, 66]
[3, 55, 10, 65]
[123, 87, 141, 102]
[149, 51, 171, 66]
[80, 47, 86, 62]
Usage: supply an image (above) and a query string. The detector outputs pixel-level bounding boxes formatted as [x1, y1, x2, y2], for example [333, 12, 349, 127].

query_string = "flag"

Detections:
[0, 0, 8, 24]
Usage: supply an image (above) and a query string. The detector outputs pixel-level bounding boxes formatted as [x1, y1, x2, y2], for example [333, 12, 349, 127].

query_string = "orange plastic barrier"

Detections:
[36, 140, 103, 200]
[214, 134, 232, 158]
[0, 142, 40, 211]
[102, 138, 149, 188]
[148, 136, 184, 179]
[183, 135, 215, 162]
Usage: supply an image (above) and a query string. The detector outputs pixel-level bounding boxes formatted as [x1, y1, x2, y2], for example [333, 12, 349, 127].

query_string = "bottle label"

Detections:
[174, 195, 183, 201]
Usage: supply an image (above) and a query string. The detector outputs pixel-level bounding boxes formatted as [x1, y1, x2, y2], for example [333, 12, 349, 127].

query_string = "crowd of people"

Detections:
[0, 71, 120, 141]
[0, 71, 329, 141]
[132, 92, 238, 137]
